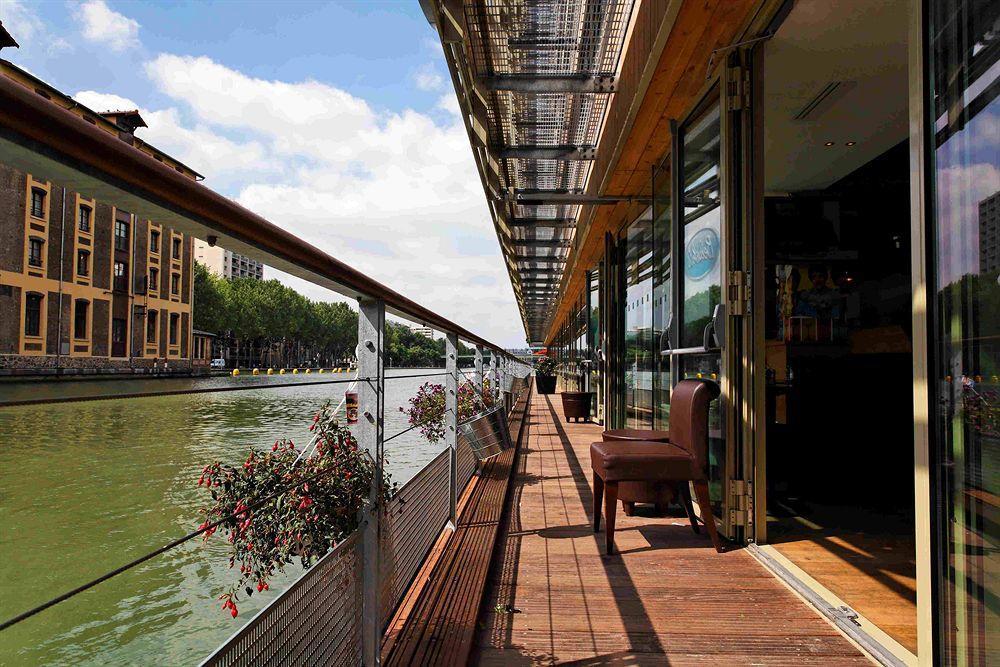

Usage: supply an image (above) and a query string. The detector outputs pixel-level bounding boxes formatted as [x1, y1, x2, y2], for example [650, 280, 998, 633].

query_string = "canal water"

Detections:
[0, 369, 454, 666]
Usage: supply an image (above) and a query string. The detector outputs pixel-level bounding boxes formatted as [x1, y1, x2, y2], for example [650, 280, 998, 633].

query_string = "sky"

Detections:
[1, 0, 527, 347]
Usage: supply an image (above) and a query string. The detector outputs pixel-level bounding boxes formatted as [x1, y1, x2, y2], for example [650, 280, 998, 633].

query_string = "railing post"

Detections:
[446, 332, 459, 527]
[489, 351, 497, 402]
[357, 297, 385, 667]
[474, 345, 484, 400]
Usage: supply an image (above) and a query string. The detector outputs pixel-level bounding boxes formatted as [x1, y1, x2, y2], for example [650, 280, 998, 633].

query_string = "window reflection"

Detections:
[681, 105, 722, 348]
[928, 0, 1000, 663]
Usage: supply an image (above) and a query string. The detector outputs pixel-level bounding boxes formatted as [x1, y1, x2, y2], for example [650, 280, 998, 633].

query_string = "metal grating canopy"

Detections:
[458, 0, 635, 342]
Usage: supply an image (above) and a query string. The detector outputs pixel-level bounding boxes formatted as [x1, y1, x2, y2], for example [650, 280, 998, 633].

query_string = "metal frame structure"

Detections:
[422, 0, 637, 343]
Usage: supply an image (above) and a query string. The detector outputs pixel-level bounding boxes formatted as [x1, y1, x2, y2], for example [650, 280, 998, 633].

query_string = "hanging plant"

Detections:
[196, 401, 394, 618]
[400, 378, 495, 444]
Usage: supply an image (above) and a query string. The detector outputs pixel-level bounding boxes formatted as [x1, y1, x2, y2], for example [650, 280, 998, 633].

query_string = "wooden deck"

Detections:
[472, 393, 872, 665]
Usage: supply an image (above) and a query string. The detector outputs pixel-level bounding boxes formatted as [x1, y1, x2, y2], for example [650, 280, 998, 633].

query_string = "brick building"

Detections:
[0, 58, 200, 372]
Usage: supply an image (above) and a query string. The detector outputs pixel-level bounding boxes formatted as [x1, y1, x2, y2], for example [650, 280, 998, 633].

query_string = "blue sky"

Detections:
[2, 0, 526, 346]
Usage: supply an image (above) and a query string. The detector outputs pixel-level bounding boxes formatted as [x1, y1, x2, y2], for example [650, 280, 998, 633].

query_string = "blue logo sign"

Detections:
[685, 228, 719, 280]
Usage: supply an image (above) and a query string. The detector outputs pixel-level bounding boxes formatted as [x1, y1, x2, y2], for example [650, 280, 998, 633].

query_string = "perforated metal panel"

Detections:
[459, 0, 636, 340]
[378, 449, 451, 625]
[201, 532, 363, 667]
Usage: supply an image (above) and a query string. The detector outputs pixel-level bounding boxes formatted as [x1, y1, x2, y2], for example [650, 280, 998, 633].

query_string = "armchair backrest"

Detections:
[667, 379, 720, 478]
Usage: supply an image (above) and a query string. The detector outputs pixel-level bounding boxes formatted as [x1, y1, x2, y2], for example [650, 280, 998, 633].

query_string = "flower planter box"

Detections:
[560, 391, 594, 422]
[536, 375, 556, 394]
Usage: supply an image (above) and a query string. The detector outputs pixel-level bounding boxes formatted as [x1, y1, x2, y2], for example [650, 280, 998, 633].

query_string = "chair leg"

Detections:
[604, 481, 619, 555]
[678, 483, 699, 534]
[692, 479, 723, 552]
[593, 473, 604, 533]
[622, 501, 635, 517]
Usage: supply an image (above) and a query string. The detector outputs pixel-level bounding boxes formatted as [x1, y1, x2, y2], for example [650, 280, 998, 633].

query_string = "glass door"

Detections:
[657, 80, 753, 542]
[671, 97, 728, 529]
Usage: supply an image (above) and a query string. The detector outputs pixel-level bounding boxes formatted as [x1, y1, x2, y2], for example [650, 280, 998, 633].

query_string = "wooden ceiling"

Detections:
[544, 0, 765, 344]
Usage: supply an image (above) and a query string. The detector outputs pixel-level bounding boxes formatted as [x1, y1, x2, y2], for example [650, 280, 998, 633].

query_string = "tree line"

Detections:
[193, 263, 474, 368]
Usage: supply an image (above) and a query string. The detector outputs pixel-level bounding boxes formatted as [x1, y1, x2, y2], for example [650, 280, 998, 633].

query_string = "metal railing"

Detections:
[0, 74, 534, 667]
[201, 363, 531, 666]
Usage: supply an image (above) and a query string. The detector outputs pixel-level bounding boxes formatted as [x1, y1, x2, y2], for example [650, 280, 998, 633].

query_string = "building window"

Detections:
[30, 188, 45, 218]
[148, 267, 159, 292]
[147, 309, 158, 343]
[112, 318, 126, 343]
[78, 205, 91, 233]
[150, 230, 160, 254]
[73, 300, 88, 340]
[170, 272, 180, 296]
[113, 261, 128, 292]
[24, 293, 42, 337]
[172, 237, 182, 260]
[169, 312, 179, 345]
[77, 249, 90, 277]
[28, 237, 44, 268]
[114, 219, 130, 251]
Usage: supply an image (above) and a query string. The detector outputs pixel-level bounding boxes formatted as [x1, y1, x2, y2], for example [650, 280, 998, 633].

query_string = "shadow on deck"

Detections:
[472, 394, 870, 665]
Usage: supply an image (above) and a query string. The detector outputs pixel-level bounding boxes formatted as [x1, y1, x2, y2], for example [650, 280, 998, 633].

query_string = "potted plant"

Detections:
[534, 356, 557, 394]
[195, 401, 393, 618]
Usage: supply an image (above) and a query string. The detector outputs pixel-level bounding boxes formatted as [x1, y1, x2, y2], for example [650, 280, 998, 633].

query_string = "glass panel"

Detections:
[678, 353, 724, 515]
[653, 155, 673, 429]
[589, 270, 602, 421]
[681, 104, 722, 348]
[623, 212, 654, 429]
[928, 0, 1000, 663]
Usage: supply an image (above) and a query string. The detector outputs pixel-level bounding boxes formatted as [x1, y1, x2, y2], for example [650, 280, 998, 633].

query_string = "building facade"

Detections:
[194, 240, 264, 280]
[434, 0, 999, 664]
[0, 60, 199, 372]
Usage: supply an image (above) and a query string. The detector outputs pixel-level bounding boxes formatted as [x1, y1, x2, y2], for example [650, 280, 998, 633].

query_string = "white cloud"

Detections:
[3, 0, 44, 43]
[73, 90, 138, 111]
[76, 0, 140, 52]
[436, 93, 460, 116]
[3, 0, 73, 55]
[131, 53, 525, 346]
[413, 63, 444, 91]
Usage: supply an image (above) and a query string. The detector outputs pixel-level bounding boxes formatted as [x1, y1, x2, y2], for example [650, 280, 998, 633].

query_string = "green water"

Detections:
[0, 371, 445, 666]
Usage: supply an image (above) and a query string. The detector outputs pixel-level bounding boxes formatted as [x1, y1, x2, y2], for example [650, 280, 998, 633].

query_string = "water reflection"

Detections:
[0, 369, 447, 665]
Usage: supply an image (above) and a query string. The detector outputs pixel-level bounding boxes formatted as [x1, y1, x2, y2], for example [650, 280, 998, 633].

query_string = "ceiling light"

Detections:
[824, 141, 835, 147]
[845, 141, 856, 146]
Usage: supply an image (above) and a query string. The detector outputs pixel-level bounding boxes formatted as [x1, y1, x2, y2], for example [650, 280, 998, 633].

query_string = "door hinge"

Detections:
[728, 270, 750, 316]
[726, 65, 750, 111]
[729, 479, 752, 527]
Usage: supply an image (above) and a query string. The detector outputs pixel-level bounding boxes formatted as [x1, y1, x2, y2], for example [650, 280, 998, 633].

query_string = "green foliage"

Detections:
[193, 262, 472, 368]
[193, 262, 358, 367]
[534, 356, 556, 376]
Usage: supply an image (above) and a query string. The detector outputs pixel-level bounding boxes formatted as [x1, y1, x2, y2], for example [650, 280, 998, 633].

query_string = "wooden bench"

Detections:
[381, 381, 532, 666]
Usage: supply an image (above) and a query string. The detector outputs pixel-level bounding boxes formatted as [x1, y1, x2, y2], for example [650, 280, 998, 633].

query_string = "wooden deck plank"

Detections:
[472, 393, 871, 665]
[381, 383, 532, 666]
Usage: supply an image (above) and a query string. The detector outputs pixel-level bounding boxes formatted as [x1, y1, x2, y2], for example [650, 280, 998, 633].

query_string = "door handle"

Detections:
[659, 312, 673, 357]
[703, 303, 726, 351]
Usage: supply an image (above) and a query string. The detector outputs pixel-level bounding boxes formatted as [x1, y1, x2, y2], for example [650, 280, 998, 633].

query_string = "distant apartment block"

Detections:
[0, 59, 198, 371]
[411, 326, 435, 339]
[980, 190, 1000, 274]
[194, 240, 264, 280]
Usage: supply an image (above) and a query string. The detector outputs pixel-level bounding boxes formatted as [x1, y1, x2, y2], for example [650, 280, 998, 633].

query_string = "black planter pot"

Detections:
[536, 375, 557, 394]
